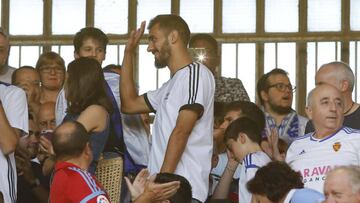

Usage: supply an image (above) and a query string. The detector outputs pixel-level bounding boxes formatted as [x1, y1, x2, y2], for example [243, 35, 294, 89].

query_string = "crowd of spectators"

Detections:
[1, 14, 360, 203]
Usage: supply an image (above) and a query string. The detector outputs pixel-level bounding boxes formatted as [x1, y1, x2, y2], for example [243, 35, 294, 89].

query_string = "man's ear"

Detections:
[260, 90, 269, 103]
[168, 30, 179, 44]
[239, 133, 247, 144]
[74, 51, 80, 59]
[305, 106, 313, 120]
[340, 80, 349, 92]
[84, 142, 92, 158]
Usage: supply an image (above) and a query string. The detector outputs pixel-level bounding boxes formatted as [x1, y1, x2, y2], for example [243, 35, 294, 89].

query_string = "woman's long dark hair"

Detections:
[65, 57, 113, 115]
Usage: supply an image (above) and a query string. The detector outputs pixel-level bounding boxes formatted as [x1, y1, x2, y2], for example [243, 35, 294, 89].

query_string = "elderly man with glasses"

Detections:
[257, 68, 308, 144]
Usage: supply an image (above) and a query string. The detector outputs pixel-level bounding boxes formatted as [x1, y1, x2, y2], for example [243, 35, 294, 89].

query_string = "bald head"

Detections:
[38, 102, 56, 131]
[306, 84, 344, 137]
[307, 84, 343, 108]
[316, 61, 355, 92]
[52, 121, 89, 160]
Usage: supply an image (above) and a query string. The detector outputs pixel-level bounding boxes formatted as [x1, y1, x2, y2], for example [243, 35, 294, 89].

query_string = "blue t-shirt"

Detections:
[285, 188, 324, 203]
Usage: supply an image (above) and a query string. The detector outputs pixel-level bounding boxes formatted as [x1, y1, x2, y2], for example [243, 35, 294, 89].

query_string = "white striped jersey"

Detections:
[286, 127, 360, 193]
[238, 151, 271, 203]
[0, 84, 28, 203]
[145, 62, 215, 202]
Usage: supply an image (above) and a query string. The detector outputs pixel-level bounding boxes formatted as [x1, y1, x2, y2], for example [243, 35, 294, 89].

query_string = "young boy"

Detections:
[224, 117, 271, 203]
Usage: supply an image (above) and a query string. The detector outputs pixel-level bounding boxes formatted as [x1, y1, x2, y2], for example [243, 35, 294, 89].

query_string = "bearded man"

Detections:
[257, 68, 308, 144]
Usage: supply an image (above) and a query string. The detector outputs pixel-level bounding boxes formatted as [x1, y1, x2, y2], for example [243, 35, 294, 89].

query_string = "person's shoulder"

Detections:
[253, 151, 271, 163]
[83, 105, 108, 116]
[64, 166, 95, 187]
[243, 151, 270, 168]
[0, 84, 26, 99]
[291, 188, 324, 203]
[296, 114, 309, 122]
[292, 133, 311, 142]
[217, 76, 242, 83]
[286, 134, 312, 154]
[342, 126, 360, 134]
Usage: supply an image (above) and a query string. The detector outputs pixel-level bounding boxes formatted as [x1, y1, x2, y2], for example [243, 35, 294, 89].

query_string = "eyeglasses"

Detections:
[268, 83, 296, 92]
[39, 66, 64, 74]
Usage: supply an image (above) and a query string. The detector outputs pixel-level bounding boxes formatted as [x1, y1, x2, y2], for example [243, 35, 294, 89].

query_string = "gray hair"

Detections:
[327, 165, 360, 194]
[319, 61, 355, 92]
[306, 87, 316, 107]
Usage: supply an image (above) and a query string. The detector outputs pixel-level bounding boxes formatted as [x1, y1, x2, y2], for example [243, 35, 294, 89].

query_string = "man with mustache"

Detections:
[257, 68, 308, 144]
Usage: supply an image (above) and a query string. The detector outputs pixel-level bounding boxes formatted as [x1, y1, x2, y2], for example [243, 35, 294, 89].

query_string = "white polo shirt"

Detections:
[145, 62, 214, 202]
[0, 84, 28, 203]
[286, 127, 360, 193]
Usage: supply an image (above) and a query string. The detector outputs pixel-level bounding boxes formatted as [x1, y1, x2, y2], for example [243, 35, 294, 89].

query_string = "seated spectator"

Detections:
[16, 114, 49, 203]
[37, 102, 56, 132]
[35, 52, 65, 104]
[0, 81, 28, 203]
[257, 68, 308, 143]
[211, 101, 265, 202]
[222, 117, 271, 203]
[286, 84, 360, 193]
[189, 34, 250, 102]
[12, 66, 41, 117]
[247, 161, 324, 203]
[0, 28, 15, 83]
[37, 102, 56, 175]
[324, 166, 360, 203]
[260, 132, 289, 161]
[125, 168, 191, 203]
[306, 61, 360, 133]
[50, 121, 110, 202]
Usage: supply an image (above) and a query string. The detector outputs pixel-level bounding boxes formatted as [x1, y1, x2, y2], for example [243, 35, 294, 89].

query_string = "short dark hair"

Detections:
[66, 57, 113, 115]
[73, 27, 109, 53]
[52, 121, 89, 159]
[224, 101, 265, 131]
[189, 33, 218, 53]
[155, 173, 192, 203]
[148, 14, 190, 46]
[247, 161, 303, 202]
[224, 117, 262, 145]
[11, 66, 37, 85]
[214, 102, 226, 127]
[257, 68, 289, 105]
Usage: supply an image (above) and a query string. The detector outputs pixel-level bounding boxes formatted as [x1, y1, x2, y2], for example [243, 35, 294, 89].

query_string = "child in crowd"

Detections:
[260, 131, 289, 161]
[224, 117, 271, 203]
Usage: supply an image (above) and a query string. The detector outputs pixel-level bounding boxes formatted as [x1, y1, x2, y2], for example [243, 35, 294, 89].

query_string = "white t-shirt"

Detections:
[238, 151, 271, 203]
[0, 84, 28, 203]
[286, 127, 360, 193]
[145, 62, 215, 202]
[0, 66, 16, 84]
